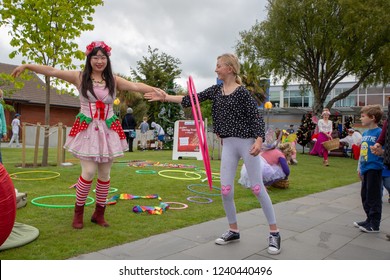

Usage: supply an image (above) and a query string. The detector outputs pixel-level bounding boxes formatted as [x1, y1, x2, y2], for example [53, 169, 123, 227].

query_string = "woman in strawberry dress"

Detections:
[12, 41, 162, 229]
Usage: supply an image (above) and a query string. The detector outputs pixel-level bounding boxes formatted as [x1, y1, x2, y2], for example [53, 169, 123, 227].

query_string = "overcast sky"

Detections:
[0, 0, 268, 91]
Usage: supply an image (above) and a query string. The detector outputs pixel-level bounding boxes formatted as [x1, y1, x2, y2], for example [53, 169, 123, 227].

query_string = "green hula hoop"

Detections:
[31, 194, 95, 208]
[136, 170, 157, 174]
[93, 187, 118, 194]
[158, 170, 202, 180]
[187, 184, 221, 196]
[9, 170, 61, 181]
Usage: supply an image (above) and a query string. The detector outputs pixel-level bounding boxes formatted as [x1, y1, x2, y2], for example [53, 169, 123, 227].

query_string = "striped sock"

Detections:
[95, 179, 110, 206]
[75, 176, 93, 206]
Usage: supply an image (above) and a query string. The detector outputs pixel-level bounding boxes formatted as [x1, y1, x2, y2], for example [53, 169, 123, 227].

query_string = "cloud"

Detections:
[1, 0, 267, 91]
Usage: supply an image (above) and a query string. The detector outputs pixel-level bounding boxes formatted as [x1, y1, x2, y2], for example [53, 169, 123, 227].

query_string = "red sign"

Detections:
[177, 121, 200, 152]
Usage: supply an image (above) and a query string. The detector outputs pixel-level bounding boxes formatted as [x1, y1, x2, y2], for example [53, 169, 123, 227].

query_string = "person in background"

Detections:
[122, 107, 137, 152]
[144, 53, 282, 255]
[138, 116, 149, 151]
[8, 113, 21, 148]
[340, 128, 362, 159]
[11, 41, 161, 229]
[310, 108, 333, 166]
[151, 121, 165, 150]
[286, 124, 295, 134]
[0, 89, 7, 163]
[354, 104, 383, 233]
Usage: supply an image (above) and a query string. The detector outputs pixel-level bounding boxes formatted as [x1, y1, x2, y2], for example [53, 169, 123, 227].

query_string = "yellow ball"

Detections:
[113, 98, 120, 105]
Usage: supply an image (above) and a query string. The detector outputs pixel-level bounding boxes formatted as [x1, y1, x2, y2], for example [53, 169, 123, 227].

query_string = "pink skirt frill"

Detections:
[64, 119, 128, 163]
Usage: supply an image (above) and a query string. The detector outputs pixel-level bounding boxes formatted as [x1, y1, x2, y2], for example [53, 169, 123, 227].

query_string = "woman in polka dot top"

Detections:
[12, 41, 161, 230]
[145, 53, 282, 255]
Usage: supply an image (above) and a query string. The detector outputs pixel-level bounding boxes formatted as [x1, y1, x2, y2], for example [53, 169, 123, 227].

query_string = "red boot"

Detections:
[72, 204, 84, 229]
[91, 204, 109, 227]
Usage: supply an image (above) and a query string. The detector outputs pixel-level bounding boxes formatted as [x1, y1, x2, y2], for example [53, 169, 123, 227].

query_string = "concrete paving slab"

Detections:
[70, 182, 390, 260]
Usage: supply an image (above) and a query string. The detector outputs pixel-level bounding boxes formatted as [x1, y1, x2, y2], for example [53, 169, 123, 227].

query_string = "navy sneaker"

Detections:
[215, 230, 240, 245]
[353, 220, 368, 228]
[268, 233, 281, 255]
[359, 224, 379, 233]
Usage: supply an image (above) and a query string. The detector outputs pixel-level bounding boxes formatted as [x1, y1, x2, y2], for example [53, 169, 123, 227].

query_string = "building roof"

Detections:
[0, 62, 80, 108]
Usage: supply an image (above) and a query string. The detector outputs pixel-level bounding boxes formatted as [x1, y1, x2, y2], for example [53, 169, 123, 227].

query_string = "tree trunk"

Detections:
[42, 76, 51, 167]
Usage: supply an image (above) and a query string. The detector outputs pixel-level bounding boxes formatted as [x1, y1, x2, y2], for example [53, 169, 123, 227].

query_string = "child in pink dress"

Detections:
[12, 41, 162, 229]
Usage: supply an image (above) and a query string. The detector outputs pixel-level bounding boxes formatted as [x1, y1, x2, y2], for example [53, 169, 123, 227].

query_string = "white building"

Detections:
[264, 81, 390, 131]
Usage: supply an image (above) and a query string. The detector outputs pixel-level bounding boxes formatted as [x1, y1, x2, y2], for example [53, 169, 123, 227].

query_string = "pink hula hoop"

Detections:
[187, 76, 213, 189]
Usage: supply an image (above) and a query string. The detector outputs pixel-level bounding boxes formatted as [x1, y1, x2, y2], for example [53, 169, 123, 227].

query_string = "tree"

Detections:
[0, 0, 103, 166]
[236, 0, 390, 115]
[240, 61, 267, 105]
[130, 46, 185, 148]
[296, 112, 316, 153]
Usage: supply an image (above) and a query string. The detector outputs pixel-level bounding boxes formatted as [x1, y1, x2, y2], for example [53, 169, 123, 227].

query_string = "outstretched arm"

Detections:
[11, 64, 80, 87]
[144, 89, 184, 104]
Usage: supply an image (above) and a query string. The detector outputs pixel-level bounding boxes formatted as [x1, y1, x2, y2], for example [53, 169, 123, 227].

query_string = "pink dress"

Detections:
[64, 84, 128, 163]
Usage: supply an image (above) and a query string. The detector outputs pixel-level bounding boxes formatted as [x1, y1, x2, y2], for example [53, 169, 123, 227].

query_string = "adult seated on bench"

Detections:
[340, 128, 362, 159]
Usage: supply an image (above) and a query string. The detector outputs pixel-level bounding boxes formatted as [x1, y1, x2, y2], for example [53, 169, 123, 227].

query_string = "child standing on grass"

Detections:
[144, 53, 281, 255]
[354, 104, 383, 233]
[139, 117, 149, 151]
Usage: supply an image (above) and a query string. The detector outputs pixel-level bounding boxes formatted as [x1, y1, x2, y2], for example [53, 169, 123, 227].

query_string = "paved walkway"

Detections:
[71, 182, 390, 260]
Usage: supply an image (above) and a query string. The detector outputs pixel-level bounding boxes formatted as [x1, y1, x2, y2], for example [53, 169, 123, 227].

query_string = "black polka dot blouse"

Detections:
[181, 84, 265, 140]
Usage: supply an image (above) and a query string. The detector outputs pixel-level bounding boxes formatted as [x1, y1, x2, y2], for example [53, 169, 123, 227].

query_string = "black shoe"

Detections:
[215, 230, 240, 245]
[359, 224, 379, 233]
[353, 220, 368, 228]
[268, 233, 281, 255]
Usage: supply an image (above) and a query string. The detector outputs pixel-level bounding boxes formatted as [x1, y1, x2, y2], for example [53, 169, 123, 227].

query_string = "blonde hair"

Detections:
[360, 104, 383, 123]
[217, 53, 242, 85]
[143, 116, 148, 121]
[278, 142, 295, 162]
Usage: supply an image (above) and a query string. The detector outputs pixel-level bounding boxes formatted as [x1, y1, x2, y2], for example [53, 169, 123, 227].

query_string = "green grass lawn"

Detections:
[0, 146, 359, 259]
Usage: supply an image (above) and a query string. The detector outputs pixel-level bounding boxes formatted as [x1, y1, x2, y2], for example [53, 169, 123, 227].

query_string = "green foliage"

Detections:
[236, 0, 390, 115]
[0, 147, 359, 259]
[130, 46, 185, 146]
[240, 61, 267, 105]
[0, 0, 102, 70]
[130, 46, 182, 120]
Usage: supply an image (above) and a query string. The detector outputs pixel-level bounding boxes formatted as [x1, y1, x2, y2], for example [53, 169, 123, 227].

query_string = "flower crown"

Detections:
[85, 41, 112, 56]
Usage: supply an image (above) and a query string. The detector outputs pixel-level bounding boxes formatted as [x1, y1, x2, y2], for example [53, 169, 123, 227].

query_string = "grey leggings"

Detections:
[220, 137, 277, 225]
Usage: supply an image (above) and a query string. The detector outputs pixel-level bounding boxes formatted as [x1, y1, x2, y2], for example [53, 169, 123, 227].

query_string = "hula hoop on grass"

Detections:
[135, 170, 157, 174]
[186, 196, 213, 204]
[164, 202, 188, 210]
[31, 194, 95, 208]
[158, 170, 202, 180]
[187, 184, 221, 196]
[93, 187, 118, 194]
[9, 171, 60, 181]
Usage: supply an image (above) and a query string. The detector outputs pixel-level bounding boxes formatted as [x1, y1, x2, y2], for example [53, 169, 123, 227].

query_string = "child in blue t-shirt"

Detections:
[355, 105, 383, 233]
